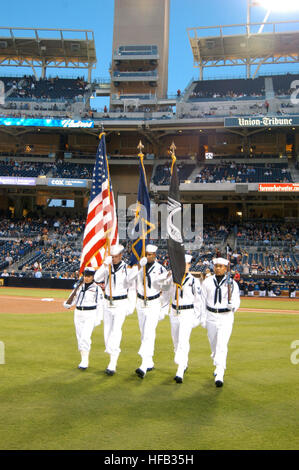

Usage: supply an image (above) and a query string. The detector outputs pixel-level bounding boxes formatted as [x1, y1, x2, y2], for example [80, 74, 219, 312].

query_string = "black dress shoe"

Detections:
[78, 366, 87, 370]
[147, 367, 154, 372]
[174, 376, 183, 383]
[215, 380, 223, 387]
[135, 368, 145, 379]
[105, 368, 115, 376]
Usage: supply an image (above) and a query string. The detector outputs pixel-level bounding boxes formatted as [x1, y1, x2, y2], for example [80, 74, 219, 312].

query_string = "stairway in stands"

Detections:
[264, 77, 276, 113]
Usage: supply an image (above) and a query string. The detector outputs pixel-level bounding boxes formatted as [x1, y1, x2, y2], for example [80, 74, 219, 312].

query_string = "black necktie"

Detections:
[112, 262, 122, 286]
[213, 278, 222, 305]
[180, 275, 189, 298]
[146, 263, 154, 289]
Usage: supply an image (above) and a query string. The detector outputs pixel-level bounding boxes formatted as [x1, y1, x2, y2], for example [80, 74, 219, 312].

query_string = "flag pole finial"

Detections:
[170, 141, 176, 174]
[137, 140, 144, 157]
[170, 141, 176, 156]
[99, 123, 105, 139]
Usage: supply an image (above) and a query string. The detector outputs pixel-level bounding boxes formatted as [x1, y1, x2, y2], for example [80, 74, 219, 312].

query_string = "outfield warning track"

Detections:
[0, 294, 298, 315]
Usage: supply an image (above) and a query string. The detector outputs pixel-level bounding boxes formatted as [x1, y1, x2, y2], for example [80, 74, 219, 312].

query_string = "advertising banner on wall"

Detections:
[0, 177, 36, 185]
[0, 118, 94, 128]
[47, 179, 87, 188]
[225, 116, 299, 128]
[259, 183, 299, 192]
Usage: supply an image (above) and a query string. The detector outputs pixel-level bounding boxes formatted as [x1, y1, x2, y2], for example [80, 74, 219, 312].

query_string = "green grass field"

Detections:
[0, 287, 298, 450]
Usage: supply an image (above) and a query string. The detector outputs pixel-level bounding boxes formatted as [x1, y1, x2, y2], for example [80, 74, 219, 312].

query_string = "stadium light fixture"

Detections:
[248, 0, 299, 35]
[257, 0, 299, 11]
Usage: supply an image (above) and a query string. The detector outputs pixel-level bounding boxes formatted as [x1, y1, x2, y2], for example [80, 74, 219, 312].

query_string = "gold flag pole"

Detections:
[169, 141, 180, 312]
[138, 140, 147, 307]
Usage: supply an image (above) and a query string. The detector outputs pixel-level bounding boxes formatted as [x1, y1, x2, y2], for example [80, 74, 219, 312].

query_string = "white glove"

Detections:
[139, 257, 147, 267]
[104, 255, 112, 266]
[63, 301, 71, 309]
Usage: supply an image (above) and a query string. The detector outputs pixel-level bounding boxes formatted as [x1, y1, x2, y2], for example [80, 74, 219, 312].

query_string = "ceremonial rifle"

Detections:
[65, 276, 84, 306]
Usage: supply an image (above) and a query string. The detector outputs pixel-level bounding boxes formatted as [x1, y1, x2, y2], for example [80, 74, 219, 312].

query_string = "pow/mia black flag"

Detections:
[167, 144, 186, 287]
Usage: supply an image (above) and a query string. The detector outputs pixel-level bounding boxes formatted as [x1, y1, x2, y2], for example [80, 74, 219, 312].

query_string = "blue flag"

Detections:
[129, 156, 155, 266]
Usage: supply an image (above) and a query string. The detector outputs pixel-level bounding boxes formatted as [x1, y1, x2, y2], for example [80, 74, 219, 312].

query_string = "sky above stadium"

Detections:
[1, 0, 299, 108]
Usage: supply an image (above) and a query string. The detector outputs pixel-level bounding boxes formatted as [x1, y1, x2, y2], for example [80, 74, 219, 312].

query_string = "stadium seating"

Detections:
[189, 77, 265, 101]
[0, 160, 94, 179]
[0, 239, 38, 271]
[194, 163, 292, 183]
[0, 218, 298, 289]
[52, 162, 94, 179]
[0, 161, 48, 177]
[0, 76, 88, 101]
[152, 163, 195, 185]
[272, 73, 299, 97]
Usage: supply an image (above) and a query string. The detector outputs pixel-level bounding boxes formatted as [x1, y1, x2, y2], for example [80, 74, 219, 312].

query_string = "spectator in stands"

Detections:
[270, 266, 278, 276]
[5, 253, 13, 265]
[204, 267, 212, 279]
[257, 263, 265, 273]
[231, 251, 240, 266]
[1, 269, 9, 277]
[251, 262, 258, 274]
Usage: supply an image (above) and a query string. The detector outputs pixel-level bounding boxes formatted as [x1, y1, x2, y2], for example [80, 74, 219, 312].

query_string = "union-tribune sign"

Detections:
[224, 116, 299, 128]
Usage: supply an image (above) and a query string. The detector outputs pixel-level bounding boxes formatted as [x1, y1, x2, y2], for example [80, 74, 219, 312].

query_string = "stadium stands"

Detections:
[194, 162, 292, 184]
[189, 77, 265, 100]
[0, 161, 49, 177]
[0, 160, 94, 179]
[151, 161, 293, 185]
[0, 75, 88, 101]
[152, 163, 195, 185]
[0, 218, 297, 294]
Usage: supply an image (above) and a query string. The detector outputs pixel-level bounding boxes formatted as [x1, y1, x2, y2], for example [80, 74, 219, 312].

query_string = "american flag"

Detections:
[79, 133, 118, 273]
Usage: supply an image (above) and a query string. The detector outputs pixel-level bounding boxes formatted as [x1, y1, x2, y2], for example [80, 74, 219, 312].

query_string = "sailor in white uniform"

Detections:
[166, 254, 204, 383]
[201, 257, 240, 387]
[94, 244, 138, 375]
[63, 267, 104, 370]
[134, 244, 168, 379]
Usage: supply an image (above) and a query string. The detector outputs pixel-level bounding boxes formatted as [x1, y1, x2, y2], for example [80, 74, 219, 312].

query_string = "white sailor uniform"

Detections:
[201, 274, 240, 383]
[135, 261, 168, 375]
[94, 261, 137, 373]
[63, 280, 104, 368]
[167, 273, 203, 382]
